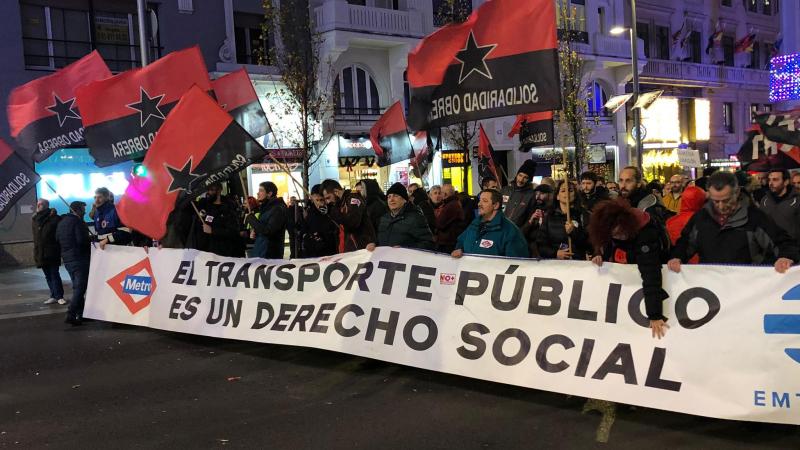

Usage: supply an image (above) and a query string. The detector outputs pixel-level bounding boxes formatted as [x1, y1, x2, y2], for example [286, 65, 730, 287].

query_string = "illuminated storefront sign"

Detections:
[770, 53, 800, 103]
[640, 97, 681, 143]
[694, 99, 710, 141]
[35, 148, 132, 218]
[441, 150, 469, 168]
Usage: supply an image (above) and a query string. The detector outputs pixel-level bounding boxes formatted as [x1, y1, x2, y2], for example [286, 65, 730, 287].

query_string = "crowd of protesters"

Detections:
[39, 163, 800, 329]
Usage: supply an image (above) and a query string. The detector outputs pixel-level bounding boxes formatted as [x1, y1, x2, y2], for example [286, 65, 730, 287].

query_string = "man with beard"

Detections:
[321, 179, 375, 252]
[197, 182, 243, 257]
[757, 169, 800, 243]
[618, 166, 673, 224]
[245, 181, 287, 259]
[298, 185, 339, 257]
[579, 171, 610, 212]
[662, 174, 684, 213]
[501, 160, 538, 227]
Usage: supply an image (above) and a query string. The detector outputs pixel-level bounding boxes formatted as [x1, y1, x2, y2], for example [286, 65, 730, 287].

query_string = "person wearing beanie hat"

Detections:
[366, 183, 434, 251]
[501, 159, 538, 227]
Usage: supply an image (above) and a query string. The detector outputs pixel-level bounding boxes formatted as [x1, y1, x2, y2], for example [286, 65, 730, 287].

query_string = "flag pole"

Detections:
[189, 199, 204, 222]
[41, 179, 98, 237]
[136, 0, 149, 66]
[561, 147, 573, 254]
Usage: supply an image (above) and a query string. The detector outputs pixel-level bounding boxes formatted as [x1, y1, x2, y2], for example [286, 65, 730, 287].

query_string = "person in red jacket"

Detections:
[665, 185, 705, 264]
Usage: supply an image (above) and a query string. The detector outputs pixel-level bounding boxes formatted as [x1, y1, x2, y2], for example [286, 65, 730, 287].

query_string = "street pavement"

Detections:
[1, 267, 799, 449]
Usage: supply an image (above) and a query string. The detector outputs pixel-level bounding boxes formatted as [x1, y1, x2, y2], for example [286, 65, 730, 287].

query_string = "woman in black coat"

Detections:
[355, 179, 388, 233]
[410, 187, 437, 235]
[535, 180, 590, 260]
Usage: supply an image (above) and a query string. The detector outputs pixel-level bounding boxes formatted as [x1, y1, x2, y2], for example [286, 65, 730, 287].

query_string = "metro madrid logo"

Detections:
[763, 284, 800, 364]
[106, 258, 157, 314]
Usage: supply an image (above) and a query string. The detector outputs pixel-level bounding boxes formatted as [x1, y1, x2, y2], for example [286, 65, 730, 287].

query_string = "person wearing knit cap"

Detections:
[366, 182, 434, 251]
[501, 159, 538, 228]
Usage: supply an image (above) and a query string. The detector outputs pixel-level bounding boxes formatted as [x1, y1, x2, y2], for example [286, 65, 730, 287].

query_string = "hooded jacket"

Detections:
[376, 203, 435, 250]
[246, 197, 287, 259]
[758, 185, 800, 243]
[456, 211, 529, 258]
[501, 183, 536, 227]
[666, 186, 705, 246]
[32, 208, 61, 267]
[600, 210, 668, 321]
[672, 201, 800, 265]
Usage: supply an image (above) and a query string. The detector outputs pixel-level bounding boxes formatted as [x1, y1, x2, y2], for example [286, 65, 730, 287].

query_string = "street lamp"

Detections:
[610, 0, 642, 172]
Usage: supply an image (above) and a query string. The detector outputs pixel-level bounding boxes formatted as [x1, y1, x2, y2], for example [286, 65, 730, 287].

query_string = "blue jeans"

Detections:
[65, 261, 89, 318]
[41, 264, 64, 300]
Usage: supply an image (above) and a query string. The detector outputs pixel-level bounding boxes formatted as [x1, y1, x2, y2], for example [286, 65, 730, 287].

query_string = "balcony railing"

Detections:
[334, 107, 383, 128]
[641, 59, 769, 87]
[592, 34, 646, 60]
[314, 3, 431, 38]
[23, 36, 162, 73]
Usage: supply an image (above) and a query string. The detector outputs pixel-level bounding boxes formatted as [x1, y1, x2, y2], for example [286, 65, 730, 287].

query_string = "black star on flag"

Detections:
[455, 31, 497, 84]
[46, 94, 81, 127]
[127, 87, 166, 127]
[164, 158, 205, 194]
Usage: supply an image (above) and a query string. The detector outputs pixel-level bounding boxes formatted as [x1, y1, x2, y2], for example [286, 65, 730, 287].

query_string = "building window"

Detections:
[433, 0, 472, 27]
[723, 102, 734, 133]
[721, 0, 732, 6]
[373, 0, 402, 9]
[750, 41, 760, 68]
[334, 65, 381, 115]
[20, 2, 160, 72]
[746, 0, 758, 12]
[598, 7, 606, 34]
[555, 0, 588, 44]
[750, 104, 760, 122]
[762, 0, 772, 14]
[688, 31, 702, 63]
[655, 26, 670, 60]
[347, 0, 367, 5]
[722, 35, 735, 66]
[586, 81, 608, 116]
[234, 13, 271, 65]
[636, 22, 650, 58]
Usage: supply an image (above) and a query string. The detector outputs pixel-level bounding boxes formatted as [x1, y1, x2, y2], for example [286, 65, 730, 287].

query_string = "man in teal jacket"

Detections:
[452, 189, 529, 258]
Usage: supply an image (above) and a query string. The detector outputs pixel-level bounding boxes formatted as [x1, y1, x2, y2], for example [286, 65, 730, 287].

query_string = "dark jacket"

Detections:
[535, 206, 591, 260]
[299, 204, 339, 258]
[435, 195, 465, 251]
[758, 186, 800, 243]
[456, 212, 529, 258]
[362, 180, 389, 232]
[376, 203, 435, 250]
[600, 214, 668, 321]
[626, 188, 674, 225]
[328, 191, 375, 252]
[411, 189, 437, 235]
[502, 183, 536, 227]
[580, 185, 610, 212]
[197, 197, 243, 258]
[56, 213, 91, 265]
[246, 197, 287, 259]
[32, 208, 61, 267]
[93, 202, 131, 245]
[672, 202, 800, 265]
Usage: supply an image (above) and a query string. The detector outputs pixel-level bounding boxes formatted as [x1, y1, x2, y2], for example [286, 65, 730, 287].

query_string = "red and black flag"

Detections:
[369, 101, 414, 167]
[407, 0, 560, 130]
[0, 138, 40, 222]
[75, 46, 212, 167]
[211, 68, 272, 140]
[117, 86, 267, 239]
[508, 111, 554, 151]
[7, 51, 111, 163]
[754, 113, 800, 147]
[477, 124, 499, 183]
[409, 131, 434, 179]
[736, 125, 800, 168]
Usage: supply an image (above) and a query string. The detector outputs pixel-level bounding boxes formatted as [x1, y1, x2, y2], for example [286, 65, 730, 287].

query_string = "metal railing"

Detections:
[23, 36, 163, 72]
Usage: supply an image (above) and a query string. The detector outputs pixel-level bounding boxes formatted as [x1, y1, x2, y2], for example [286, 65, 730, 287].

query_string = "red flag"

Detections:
[0, 138, 40, 222]
[117, 86, 266, 239]
[211, 68, 272, 139]
[369, 101, 413, 167]
[407, 0, 559, 130]
[478, 124, 499, 182]
[7, 51, 111, 162]
[508, 111, 554, 138]
[75, 46, 212, 167]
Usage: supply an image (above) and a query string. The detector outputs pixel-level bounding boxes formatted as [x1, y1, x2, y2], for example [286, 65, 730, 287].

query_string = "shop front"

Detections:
[247, 148, 304, 202]
[440, 150, 474, 195]
[526, 145, 618, 182]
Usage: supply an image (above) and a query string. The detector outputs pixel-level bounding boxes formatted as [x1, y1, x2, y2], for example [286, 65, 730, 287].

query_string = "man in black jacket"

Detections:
[322, 179, 375, 252]
[56, 201, 91, 325]
[758, 169, 800, 243]
[579, 171, 610, 211]
[298, 185, 339, 257]
[367, 183, 434, 251]
[669, 171, 799, 273]
[618, 166, 672, 224]
[501, 159, 537, 227]
[33, 199, 64, 305]
[197, 182, 243, 257]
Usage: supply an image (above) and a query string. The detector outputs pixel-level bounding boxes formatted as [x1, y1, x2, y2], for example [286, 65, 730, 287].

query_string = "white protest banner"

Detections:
[678, 149, 702, 168]
[85, 246, 800, 425]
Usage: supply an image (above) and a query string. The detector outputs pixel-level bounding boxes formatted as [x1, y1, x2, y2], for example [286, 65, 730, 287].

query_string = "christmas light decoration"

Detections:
[770, 53, 800, 103]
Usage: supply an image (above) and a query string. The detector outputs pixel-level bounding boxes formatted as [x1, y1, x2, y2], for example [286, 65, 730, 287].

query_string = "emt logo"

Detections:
[107, 258, 157, 314]
[763, 284, 800, 364]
